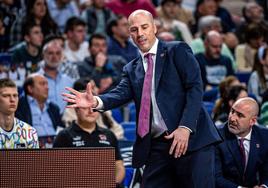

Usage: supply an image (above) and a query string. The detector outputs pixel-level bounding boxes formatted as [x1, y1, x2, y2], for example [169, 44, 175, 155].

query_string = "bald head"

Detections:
[233, 97, 259, 116]
[128, 9, 154, 24]
[205, 30, 222, 43]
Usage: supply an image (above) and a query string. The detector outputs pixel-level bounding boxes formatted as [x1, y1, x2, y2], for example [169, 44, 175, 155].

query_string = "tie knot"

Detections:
[239, 138, 245, 144]
[144, 53, 152, 59]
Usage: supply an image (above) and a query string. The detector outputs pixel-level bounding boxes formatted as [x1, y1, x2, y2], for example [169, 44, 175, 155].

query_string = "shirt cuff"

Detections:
[178, 126, 192, 133]
[95, 96, 104, 110]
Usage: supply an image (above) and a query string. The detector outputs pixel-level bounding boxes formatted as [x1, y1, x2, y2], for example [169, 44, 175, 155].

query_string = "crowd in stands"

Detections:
[1, 0, 268, 187]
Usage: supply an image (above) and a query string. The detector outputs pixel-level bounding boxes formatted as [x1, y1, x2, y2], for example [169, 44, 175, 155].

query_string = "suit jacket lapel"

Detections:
[134, 56, 145, 93]
[155, 41, 167, 92]
[225, 127, 245, 175]
[244, 128, 259, 177]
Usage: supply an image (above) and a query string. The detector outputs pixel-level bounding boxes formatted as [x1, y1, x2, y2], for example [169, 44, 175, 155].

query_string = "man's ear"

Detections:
[250, 116, 257, 127]
[24, 35, 30, 43]
[27, 85, 33, 95]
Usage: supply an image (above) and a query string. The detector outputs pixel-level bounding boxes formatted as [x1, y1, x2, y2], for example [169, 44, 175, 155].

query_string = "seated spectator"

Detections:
[236, 2, 268, 44]
[192, 0, 217, 35]
[81, 0, 116, 37]
[0, 11, 10, 52]
[43, 34, 80, 80]
[157, 0, 194, 27]
[53, 78, 125, 187]
[214, 0, 235, 33]
[62, 77, 124, 140]
[15, 73, 64, 148]
[213, 75, 240, 115]
[215, 97, 268, 188]
[0, 78, 39, 149]
[235, 23, 265, 72]
[105, 0, 157, 18]
[190, 15, 236, 70]
[155, 0, 193, 44]
[9, 0, 59, 47]
[213, 85, 248, 126]
[106, 15, 139, 62]
[38, 39, 74, 113]
[11, 22, 43, 75]
[64, 17, 90, 63]
[46, 0, 79, 33]
[248, 45, 268, 103]
[195, 31, 234, 90]
[78, 33, 127, 94]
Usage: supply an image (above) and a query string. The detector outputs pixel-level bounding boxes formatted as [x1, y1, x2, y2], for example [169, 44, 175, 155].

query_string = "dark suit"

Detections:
[15, 96, 63, 131]
[99, 41, 221, 187]
[215, 123, 268, 188]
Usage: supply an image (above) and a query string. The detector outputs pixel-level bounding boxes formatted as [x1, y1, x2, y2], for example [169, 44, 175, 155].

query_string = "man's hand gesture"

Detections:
[62, 83, 98, 109]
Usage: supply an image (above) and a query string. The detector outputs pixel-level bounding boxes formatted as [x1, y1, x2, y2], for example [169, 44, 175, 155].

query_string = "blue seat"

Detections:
[121, 121, 136, 130]
[128, 102, 136, 122]
[111, 108, 123, 123]
[123, 167, 134, 188]
[203, 101, 215, 116]
[124, 128, 136, 141]
[235, 72, 251, 85]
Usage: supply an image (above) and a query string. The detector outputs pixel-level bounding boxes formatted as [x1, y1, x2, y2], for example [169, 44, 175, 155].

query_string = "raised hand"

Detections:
[62, 83, 98, 109]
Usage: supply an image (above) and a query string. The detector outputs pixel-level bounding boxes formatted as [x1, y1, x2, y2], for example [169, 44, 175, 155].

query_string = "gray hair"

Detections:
[198, 15, 221, 33]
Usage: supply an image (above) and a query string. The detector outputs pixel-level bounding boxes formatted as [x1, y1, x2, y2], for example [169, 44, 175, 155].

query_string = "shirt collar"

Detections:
[27, 95, 50, 107]
[139, 39, 159, 62]
[237, 128, 252, 141]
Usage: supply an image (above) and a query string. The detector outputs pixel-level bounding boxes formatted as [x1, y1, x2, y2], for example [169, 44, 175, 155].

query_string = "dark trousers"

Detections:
[142, 138, 215, 188]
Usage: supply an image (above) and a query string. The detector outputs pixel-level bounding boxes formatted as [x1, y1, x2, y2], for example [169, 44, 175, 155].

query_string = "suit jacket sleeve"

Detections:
[172, 42, 203, 132]
[99, 65, 133, 110]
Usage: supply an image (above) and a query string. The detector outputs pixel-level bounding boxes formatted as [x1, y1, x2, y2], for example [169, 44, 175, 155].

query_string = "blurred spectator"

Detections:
[64, 17, 90, 63]
[106, 15, 139, 62]
[192, 0, 217, 35]
[190, 15, 236, 70]
[46, 0, 79, 33]
[37, 39, 74, 113]
[43, 34, 80, 81]
[236, 2, 268, 44]
[0, 11, 9, 52]
[256, 0, 268, 21]
[11, 22, 43, 75]
[155, 0, 193, 43]
[248, 45, 268, 103]
[195, 31, 234, 90]
[77, 33, 126, 93]
[157, 31, 175, 42]
[0, 78, 39, 149]
[53, 79, 125, 188]
[16, 73, 64, 148]
[156, 0, 194, 27]
[235, 23, 265, 72]
[213, 85, 248, 125]
[0, 0, 22, 48]
[105, 0, 157, 18]
[0, 64, 7, 79]
[214, 0, 235, 33]
[10, 0, 59, 47]
[81, 0, 116, 37]
[62, 77, 124, 140]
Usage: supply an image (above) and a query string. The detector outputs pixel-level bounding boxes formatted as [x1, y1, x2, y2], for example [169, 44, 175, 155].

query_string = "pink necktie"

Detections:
[239, 138, 246, 170]
[138, 53, 154, 138]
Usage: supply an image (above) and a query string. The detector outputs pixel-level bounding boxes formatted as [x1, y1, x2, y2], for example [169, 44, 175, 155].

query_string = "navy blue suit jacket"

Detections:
[215, 124, 268, 188]
[99, 41, 221, 167]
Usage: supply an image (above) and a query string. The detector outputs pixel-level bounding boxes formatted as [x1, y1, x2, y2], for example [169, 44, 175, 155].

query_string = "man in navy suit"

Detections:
[63, 9, 221, 188]
[215, 97, 268, 188]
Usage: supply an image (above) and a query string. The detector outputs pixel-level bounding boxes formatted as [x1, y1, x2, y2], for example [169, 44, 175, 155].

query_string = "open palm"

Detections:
[62, 83, 97, 108]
